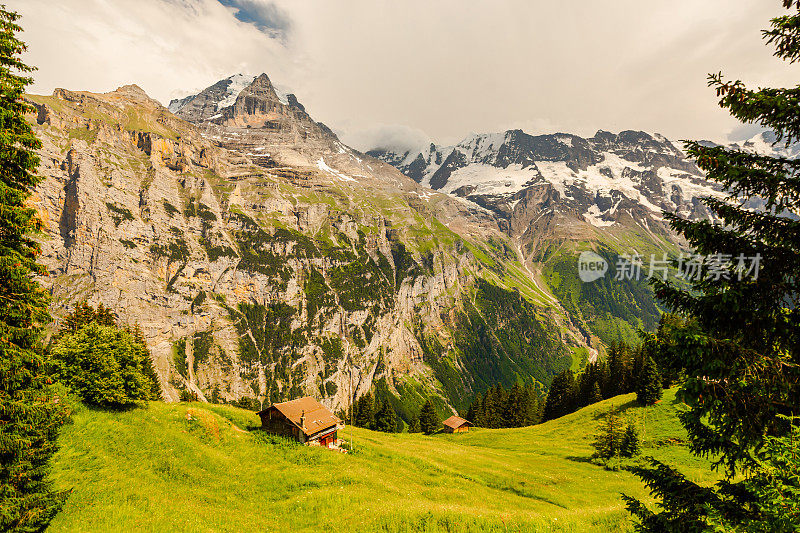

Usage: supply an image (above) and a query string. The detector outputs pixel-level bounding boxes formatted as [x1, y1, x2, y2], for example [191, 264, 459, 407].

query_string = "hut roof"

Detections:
[442, 415, 473, 429]
[259, 397, 340, 436]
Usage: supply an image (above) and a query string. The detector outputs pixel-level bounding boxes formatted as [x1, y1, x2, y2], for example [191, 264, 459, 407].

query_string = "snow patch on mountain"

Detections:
[317, 157, 356, 182]
[441, 163, 538, 196]
[369, 128, 733, 228]
[583, 205, 615, 227]
[217, 74, 256, 110]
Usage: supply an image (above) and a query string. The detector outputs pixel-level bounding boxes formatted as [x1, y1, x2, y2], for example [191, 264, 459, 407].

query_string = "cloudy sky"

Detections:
[15, 0, 794, 150]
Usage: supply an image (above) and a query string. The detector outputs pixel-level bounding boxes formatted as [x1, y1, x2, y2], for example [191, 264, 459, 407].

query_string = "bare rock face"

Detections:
[26, 80, 581, 418]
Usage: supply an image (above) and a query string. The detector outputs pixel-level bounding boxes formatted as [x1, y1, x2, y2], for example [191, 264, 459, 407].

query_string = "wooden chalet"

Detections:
[257, 397, 342, 448]
[442, 415, 472, 434]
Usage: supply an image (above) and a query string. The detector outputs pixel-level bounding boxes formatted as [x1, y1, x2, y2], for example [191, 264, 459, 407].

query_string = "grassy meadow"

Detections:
[48, 389, 719, 532]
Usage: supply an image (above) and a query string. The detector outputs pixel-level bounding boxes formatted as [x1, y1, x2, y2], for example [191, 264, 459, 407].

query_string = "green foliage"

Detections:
[542, 369, 577, 422]
[51, 323, 157, 408]
[320, 336, 343, 361]
[354, 392, 375, 429]
[390, 241, 421, 288]
[173, 339, 188, 379]
[434, 279, 568, 410]
[373, 399, 400, 433]
[196, 203, 216, 222]
[328, 253, 393, 312]
[226, 301, 302, 400]
[635, 357, 662, 406]
[192, 331, 213, 369]
[179, 389, 198, 402]
[162, 200, 179, 217]
[324, 381, 338, 397]
[627, 5, 800, 530]
[644, 3, 800, 474]
[119, 239, 137, 249]
[620, 425, 641, 459]
[59, 301, 116, 334]
[190, 291, 206, 314]
[466, 382, 540, 428]
[149, 238, 189, 263]
[105, 202, 135, 227]
[625, 418, 800, 532]
[229, 212, 307, 279]
[0, 10, 71, 529]
[418, 399, 439, 435]
[543, 245, 661, 346]
[539, 340, 654, 423]
[591, 407, 639, 461]
[304, 268, 333, 319]
[200, 237, 237, 262]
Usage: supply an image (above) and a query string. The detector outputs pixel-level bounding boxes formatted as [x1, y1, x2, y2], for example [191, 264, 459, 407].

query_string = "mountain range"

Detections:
[22, 72, 770, 418]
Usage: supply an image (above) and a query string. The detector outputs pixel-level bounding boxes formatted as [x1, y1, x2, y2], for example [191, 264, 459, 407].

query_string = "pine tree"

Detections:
[620, 425, 641, 458]
[606, 342, 631, 397]
[466, 392, 482, 426]
[408, 415, 421, 433]
[635, 357, 662, 406]
[591, 407, 626, 460]
[643, 314, 688, 388]
[418, 399, 439, 435]
[51, 324, 157, 408]
[578, 360, 605, 406]
[649, 0, 800, 472]
[589, 381, 603, 404]
[627, 2, 800, 529]
[374, 399, 398, 433]
[542, 369, 576, 422]
[0, 8, 70, 530]
[523, 384, 540, 425]
[507, 382, 525, 427]
[354, 392, 375, 429]
[625, 419, 800, 531]
[60, 301, 116, 334]
[131, 324, 162, 401]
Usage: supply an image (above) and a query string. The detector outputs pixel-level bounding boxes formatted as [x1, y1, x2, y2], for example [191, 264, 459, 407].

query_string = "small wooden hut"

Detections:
[442, 415, 473, 433]
[257, 397, 342, 447]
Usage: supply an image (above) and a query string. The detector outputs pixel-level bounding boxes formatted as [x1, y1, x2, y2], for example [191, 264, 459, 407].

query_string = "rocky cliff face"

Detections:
[25, 76, 587, 418]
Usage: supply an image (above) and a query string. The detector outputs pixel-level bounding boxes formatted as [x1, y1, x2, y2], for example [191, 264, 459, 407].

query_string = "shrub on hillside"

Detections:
[591, 407, 641, 467]
[51, 323, 159, 408]
[179, 389, 199, 402]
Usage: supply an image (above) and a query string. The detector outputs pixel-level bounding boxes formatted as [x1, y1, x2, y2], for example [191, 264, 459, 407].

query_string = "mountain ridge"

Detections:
[23, 74, 596, 416]
[22, 71, 708, 415]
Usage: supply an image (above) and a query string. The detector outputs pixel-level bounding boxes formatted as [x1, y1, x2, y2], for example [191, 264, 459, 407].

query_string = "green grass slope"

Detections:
[49, 389, 717, 532]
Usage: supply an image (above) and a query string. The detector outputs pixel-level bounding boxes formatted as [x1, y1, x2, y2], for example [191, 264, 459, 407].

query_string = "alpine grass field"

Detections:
[48, 389, 717, 532]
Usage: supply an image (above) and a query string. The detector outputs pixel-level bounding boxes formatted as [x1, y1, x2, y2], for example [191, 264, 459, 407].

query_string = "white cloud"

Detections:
[342, 124, 431, 153]
[13, 0, 796, 148]
[16, 0, 299, 103]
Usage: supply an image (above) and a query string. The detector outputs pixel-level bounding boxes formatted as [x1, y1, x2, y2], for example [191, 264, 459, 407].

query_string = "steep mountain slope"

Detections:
[24, 75, 591, 415]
